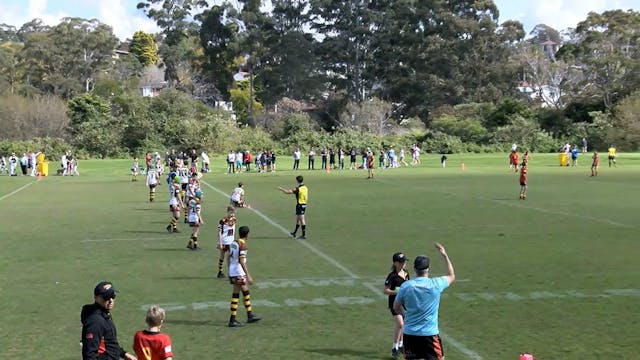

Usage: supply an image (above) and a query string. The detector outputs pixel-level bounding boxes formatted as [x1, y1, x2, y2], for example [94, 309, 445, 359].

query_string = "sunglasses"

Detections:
[100, 294, 116, 301]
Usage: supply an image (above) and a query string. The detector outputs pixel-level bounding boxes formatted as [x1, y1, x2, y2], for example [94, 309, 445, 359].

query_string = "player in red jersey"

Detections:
[591, 151, 600, 177]
[133, 305, 173, 360]
[519, 162, 528, 199]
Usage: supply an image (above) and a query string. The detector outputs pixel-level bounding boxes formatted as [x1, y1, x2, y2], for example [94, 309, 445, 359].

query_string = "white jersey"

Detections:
[146, 170, 159, 186]
[230, 187, 244, 202]
[169, 184, 181, 206]
[228, 239, 247, 277]
[178, 167, 189, 184]
[218, 215, 236, 246]
[188, 199, 201, 223]
[186, 182, 199, 199]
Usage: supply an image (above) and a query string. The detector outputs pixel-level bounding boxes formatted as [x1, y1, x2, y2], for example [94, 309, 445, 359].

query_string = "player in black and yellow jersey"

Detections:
[278, 175, 308, 240]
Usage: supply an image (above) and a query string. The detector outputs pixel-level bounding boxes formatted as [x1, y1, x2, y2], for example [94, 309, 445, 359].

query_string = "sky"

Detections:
[0, 0, 638, 40]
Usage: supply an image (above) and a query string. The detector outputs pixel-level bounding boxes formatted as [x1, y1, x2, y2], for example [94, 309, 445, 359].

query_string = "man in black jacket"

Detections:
[81, 281, 137, 360]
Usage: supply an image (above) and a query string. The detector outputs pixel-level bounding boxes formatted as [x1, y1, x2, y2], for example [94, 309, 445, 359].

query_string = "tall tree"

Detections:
[129, 31, 158, 66]
[20, 18, 118, 98]
[198, 4, 238, 100]
[570, 10, 640, 109]
[259, 0, 321, 104]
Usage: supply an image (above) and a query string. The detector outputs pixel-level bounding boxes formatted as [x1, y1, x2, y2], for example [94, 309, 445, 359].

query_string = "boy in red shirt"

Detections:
[133, 305, 173, 360]
[519, 162, 528, 199]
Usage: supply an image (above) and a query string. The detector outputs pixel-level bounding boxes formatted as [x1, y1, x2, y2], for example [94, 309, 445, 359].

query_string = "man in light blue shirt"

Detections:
[394, 243, 455, 360]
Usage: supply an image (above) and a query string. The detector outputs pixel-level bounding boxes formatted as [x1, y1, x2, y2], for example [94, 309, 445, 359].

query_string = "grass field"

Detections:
[1, 153, 639, 360]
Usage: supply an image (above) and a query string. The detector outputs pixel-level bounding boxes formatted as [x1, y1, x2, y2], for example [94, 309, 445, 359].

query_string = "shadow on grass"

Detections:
[491, 198, 519, 201]
[304, 348, 382, 358]
[134, 208, 165, 211]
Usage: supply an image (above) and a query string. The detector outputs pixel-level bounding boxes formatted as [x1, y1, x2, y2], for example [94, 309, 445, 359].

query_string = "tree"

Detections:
[0, 41, 22, 94]
[570, 10, 640, 109]
[0, 24, 18, 42]
[129, 31, 158, 66]
[67, 93, 123, 157]
[258, 0, 321, 105]
[528, 24, 561, 44]
[20, 18, 118, 98]
[198, 4, 238, 99]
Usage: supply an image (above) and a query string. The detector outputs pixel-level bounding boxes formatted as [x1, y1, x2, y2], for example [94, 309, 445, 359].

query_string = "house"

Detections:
[139, 65, 167, 97]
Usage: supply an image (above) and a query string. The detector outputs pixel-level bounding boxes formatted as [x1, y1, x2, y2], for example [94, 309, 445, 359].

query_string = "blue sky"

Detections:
[0, 0, 638, 40]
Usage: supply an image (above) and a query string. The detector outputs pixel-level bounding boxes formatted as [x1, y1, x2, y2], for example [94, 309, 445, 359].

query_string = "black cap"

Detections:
[414, 256, 430, 270]
[392, 252, 407, 263]
[94, 281, 117, 298]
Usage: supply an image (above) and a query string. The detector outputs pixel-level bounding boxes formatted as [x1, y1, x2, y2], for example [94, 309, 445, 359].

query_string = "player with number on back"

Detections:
[217, 206, 237, 278]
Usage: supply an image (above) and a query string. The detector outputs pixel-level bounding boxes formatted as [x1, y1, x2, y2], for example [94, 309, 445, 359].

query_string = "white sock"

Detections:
[393, 342, 399, 350]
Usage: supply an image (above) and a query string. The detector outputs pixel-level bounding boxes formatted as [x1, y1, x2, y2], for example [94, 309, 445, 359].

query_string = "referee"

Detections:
[278, 175, 308, 240]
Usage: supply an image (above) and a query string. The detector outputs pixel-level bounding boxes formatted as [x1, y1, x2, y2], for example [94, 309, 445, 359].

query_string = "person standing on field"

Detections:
[385, 252, 410, 359]
[591, 151, 600, 177]
[81, 281, 137, 360]
[228, 225, 262, 327]
[393, 243, 455, 360]
[132, 305, 173, 360]
[278, 175, 308, 240]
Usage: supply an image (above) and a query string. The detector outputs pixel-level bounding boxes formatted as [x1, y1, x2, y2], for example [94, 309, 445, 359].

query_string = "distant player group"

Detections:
[510, 143, 618, 200]
[135, 153, 311, 332]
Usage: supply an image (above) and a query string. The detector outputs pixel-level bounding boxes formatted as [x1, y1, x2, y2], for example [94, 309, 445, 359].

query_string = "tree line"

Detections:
[0, 1, 639, 158]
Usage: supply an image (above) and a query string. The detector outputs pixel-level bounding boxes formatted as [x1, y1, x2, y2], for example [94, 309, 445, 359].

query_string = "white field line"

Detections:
[0, 181, 36, 201]
[201, 180, 483, 360]
[201, 180, 360, 278]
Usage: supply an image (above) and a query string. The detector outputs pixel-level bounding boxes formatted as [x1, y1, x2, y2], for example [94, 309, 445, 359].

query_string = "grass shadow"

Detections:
[125, 230, 168, 234]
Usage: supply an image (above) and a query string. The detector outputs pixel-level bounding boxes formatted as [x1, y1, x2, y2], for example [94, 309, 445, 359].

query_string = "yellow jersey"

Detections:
[608, 147, 616, 157]
[295, 185, 308, 205]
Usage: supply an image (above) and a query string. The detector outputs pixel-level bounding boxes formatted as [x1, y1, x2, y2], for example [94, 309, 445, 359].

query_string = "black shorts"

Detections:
[520, 181, 527, 186]
[189, 221, 198, 227]
[296, 204, 307, 215]
[229, 276, 246, 285]
[389, 307, 402, 316]
[608, 155, 615, 160]
[403, 334, 444, 360]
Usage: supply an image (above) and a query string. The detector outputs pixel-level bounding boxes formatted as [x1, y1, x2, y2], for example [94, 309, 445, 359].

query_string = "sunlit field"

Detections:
[1, 153, 639, 360]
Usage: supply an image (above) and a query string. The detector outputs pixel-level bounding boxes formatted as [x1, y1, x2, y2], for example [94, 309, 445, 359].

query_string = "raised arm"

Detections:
[435, 242, 455, 285]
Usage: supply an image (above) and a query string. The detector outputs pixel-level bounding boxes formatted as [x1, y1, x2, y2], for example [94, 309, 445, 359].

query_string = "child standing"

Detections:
[133, 305, 174, 360]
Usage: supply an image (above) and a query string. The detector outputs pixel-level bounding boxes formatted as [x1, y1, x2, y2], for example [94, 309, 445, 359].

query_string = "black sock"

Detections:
[301, 225, 306, 236]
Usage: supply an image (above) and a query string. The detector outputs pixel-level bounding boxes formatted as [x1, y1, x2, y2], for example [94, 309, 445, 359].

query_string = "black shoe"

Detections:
[217, 272, 225, 278]
[290, 232, 296, 238]
[392, 348, 399, 359]
[184, 219, 188, 223]
[296, 235, 306, 240]
[173, 228, 180, 233]
[228, 320, 244, 328]
[192, 246, 201, 251]
[186, 243, 193, 250]
[247, 315, 262, 323]
[166, 225, 172, 233]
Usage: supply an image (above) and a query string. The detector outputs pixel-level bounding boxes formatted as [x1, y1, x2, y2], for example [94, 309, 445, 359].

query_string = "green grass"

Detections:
[1, 153, 639, 360]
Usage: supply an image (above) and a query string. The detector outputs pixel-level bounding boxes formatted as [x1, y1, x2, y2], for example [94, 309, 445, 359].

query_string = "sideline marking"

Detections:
[0, 181, 36, 201]
[201, 180, 482, 360]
